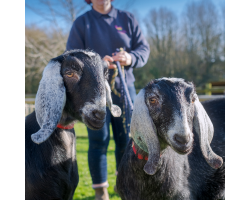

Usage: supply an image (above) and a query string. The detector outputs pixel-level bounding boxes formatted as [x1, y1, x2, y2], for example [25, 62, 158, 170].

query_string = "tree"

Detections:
[181, 0, 225, 85]
[25, 25, 68, 93]
[25, 0, 87, 93]
[134, 7, 179, 89]
[134, 0, 225, 90]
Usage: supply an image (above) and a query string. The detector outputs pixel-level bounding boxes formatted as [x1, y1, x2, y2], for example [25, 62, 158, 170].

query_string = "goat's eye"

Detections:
[149, 98, 157, 104]
[192, 97, 196, 103]
[66, 72, 74, 77]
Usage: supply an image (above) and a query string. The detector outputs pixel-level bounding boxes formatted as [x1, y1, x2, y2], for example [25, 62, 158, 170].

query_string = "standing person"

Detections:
[66, 0, 150, 199]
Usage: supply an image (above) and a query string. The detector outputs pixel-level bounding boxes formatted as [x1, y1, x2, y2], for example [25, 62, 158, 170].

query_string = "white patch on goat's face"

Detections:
[166, 110, 192, 148]
[81, 97, 106, 118]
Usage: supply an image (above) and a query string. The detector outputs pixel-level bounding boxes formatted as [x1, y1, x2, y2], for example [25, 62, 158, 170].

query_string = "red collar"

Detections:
[132, 141, 148, 161]
[57, 123, 75, 129]
[132, 141, 162, 161]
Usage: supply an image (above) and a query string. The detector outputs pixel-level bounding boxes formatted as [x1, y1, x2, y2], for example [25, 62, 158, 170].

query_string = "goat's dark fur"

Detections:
[117, 78, 225, 200]
[25, 112, 79, 200]
[25, 50, 110, 200]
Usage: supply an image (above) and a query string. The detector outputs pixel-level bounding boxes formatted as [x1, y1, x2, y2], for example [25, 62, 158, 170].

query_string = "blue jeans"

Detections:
[87, 84, 136, 184]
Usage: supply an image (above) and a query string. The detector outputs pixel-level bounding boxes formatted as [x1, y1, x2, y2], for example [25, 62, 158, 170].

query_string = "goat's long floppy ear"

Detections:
[31, 58, 66, 144]
[105, 80, 121, 117]
[193, 94, 223, 169]
[131, 89, 161, 175]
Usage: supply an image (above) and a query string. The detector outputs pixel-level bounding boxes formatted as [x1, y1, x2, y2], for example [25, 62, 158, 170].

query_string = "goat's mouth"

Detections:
[82, 116, 105, 130]
[172, 145, 193, 155]
[169, 139, 193, 155]
[160, 133, 193, 155]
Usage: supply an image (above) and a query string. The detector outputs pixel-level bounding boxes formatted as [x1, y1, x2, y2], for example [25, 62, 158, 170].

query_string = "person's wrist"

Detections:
[127, 53, 132, 66]
[128, 53, 135, 68]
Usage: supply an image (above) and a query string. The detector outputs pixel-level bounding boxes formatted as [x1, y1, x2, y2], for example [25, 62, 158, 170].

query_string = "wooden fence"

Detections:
[196, 81, 225, 95]
[25, 104, 35, 116]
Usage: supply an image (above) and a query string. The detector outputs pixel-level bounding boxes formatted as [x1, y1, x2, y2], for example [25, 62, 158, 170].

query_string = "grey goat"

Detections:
[25, 49, 121, 200]
[117, 78, 225, 200]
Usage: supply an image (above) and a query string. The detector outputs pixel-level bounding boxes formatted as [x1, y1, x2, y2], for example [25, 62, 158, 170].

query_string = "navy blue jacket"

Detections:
[66, 6, 150, 88]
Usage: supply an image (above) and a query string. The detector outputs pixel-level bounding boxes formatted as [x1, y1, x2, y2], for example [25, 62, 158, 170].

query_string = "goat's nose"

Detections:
[174, 134, 190, 145]
[92, 110, 106, 120]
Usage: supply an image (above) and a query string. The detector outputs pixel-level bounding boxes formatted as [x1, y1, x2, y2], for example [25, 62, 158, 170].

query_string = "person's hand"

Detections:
[112, 51, 132, 66]
[103, 55, 117, 69]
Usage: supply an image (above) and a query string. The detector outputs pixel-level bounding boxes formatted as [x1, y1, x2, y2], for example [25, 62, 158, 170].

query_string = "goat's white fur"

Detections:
[193, 94, 223, 169]
[193, 94, 213, 144]
[166, 110, 192, 146]
[32, 61, 66, 144]
[131, 89, 155, 152]
[131, 89, 161, 175]
[105, 80, 121, 117]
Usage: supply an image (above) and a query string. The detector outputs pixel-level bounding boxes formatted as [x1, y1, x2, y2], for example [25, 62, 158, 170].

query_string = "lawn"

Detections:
[73, 122, 121, 200]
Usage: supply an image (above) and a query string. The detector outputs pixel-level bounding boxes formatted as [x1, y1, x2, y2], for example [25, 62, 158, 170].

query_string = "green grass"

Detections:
[73, 122, 120, 200]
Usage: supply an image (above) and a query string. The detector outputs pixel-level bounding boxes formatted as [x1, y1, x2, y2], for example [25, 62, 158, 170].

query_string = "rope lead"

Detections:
[110, 48, 133, 135]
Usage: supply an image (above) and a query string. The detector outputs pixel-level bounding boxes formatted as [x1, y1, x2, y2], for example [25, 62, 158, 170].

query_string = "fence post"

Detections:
[205, 83, 212, 95]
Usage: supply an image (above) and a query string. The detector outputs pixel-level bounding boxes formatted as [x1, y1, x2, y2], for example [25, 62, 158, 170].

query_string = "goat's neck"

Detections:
[59, 110, 77, 126]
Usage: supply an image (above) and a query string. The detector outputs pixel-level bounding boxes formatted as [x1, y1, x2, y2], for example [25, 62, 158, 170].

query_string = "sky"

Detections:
[25, 0, 225, 33]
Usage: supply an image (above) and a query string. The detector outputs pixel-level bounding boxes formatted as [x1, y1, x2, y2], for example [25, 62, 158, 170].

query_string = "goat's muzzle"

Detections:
[170, 133, 193, 154]
[82, 110, 106, 130]
[80, 102, 106, 130]
[92, 109, 106, 121]
[85, 117, 105, 130]
[171, 138, 193, 155]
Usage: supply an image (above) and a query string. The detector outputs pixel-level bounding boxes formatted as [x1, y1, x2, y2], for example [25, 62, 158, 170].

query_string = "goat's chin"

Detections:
[169, 140, 194, 155]
[82, 117, 105, 130]
[172, 146, 193, 155]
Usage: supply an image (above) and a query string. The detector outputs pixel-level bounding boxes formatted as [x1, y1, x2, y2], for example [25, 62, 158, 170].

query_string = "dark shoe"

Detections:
[94, 187, 109, 200]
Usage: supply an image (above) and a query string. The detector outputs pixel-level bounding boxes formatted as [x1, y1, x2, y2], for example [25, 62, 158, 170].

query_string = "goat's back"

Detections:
[25, 111, 79, 200]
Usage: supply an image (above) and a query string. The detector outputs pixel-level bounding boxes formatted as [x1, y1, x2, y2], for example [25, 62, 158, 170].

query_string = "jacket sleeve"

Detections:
[128, 15, 150, 69]
[66, 17, 85, 51]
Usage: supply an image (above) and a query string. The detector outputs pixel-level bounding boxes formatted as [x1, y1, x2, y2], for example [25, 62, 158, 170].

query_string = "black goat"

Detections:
[117, 78, 225, 200]
[25, 49, 121, 200]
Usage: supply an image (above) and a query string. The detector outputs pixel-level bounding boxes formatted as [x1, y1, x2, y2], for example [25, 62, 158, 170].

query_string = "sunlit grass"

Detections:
[73, 122, 120, 200]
